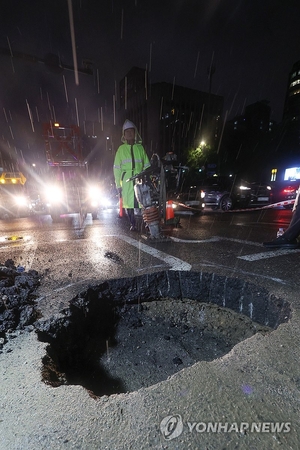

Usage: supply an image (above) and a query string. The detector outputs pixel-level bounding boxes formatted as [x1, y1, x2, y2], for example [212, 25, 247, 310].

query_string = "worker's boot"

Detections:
[126, 208, 137, 231]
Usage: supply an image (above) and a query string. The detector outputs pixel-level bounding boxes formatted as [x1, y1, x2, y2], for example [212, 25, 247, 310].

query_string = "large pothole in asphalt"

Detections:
[36, 271, 291, 398]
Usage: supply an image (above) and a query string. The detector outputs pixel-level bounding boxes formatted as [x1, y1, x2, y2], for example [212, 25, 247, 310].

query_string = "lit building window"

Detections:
[289, 89, 300, 96]
[290, 79, 300, 87]
[271, 168, 277, 182]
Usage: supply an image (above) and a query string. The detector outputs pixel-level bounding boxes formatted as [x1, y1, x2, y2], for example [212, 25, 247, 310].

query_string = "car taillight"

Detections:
[283, 188, 296, 194]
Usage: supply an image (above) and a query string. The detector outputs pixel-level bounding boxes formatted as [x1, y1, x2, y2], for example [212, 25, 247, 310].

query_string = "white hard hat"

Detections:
[122, 120, 136, 132]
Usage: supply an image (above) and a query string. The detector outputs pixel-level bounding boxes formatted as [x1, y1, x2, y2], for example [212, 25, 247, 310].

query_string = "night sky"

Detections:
[1, 0, 300, 164]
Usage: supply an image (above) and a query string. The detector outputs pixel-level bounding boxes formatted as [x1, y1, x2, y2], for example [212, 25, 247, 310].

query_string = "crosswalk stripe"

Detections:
[238, 248, 300, 261]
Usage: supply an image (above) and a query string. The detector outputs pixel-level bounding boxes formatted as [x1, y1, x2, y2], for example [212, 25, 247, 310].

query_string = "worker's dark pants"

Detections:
[126, 189, 139, 228]
[282, 203, 300, 241]
[126, 208, 136, 227]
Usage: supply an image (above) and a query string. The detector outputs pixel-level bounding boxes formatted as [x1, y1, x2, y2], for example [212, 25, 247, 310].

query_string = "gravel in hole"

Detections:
[41, 298, 271, 396]
[99, 299, 271, 392]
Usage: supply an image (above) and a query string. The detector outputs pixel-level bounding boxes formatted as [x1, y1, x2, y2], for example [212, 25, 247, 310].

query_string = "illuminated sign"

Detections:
[284, 167, 300, 181]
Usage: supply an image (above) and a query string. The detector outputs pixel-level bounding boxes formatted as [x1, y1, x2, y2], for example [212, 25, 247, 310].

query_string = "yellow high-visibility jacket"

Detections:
[113, 143, 150, 209]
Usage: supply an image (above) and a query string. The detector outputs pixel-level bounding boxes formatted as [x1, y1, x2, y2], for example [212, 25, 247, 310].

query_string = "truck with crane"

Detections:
[40, 121, 113, 222]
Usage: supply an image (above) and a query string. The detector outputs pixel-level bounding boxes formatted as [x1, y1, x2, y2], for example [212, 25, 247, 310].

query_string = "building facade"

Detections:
[283, 60, 300, 124]
[268, 60, 300, 181]
[118, 67, 223, 163]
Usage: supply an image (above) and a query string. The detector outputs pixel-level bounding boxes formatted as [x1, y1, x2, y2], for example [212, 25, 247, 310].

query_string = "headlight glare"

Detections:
[44, 186, 64, 202]
[89, 186, 101, 198]
[15, 195, 28, 206]
[102, 197, 112, 207]
[239, 185, 251, 190]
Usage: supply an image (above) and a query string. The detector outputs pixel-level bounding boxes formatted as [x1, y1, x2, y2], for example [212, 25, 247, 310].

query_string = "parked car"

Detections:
[249, 182, 273, 207]
[200, 176, 252, 211]
[273, 181, 299, 209]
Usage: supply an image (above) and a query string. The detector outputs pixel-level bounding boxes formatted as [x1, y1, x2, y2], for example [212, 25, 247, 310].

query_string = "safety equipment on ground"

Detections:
[142, 206, 161, 238]
[134, 181, 162, 239]
[166, 200, 175, 221]
[126, 151, 182, 240]
[277, 228, 284, 238]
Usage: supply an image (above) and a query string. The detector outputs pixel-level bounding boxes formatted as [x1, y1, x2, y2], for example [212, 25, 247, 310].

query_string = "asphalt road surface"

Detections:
[0, 207, 297, 304]
[0, 206, 298, 318]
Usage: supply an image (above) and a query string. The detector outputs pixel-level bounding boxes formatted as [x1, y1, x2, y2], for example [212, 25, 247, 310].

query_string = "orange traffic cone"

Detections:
[166, 200, 175, 221]
[119, 197, 123, 217]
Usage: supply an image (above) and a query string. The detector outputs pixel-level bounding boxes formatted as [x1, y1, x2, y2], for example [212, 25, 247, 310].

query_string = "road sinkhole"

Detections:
[36, 271, 291, 398]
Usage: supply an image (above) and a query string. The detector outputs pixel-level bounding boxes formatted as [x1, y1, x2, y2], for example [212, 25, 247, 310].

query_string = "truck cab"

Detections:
[0, 171, 30, 219]
[41, 122, 105, 221]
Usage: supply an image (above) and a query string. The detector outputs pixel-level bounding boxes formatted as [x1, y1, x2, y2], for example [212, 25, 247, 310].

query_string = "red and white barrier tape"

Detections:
[261, 199, 295, 208]
[226, 199, 295, 212]
[175, 202, 201, 212]
[174, 199, 295, 213]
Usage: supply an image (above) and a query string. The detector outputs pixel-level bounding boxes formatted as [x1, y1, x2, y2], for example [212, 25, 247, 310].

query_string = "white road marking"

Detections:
[117, 235, 191, 271]
[201, 262, 287, 284]
[219, 237, 263, 247]
[136, 264, 167, 273]
[168, 235, 300, 261]
[238, 248, 300, 261]
[1, 230, 295, 274]
[170, 236, 262, 246]
[170, 236, 221, 244]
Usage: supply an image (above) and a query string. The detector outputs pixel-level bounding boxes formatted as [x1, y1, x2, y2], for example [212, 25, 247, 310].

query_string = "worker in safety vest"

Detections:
[113, 120, 150, 230]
